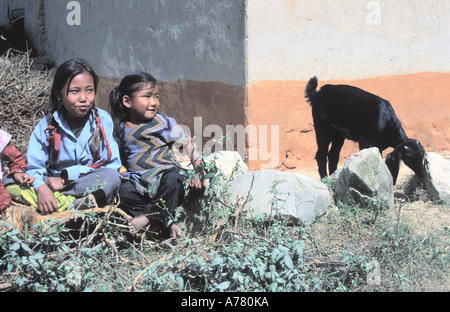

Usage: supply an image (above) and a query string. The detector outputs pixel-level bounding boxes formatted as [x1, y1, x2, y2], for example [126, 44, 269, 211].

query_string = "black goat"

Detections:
[304, 76, 425, 185]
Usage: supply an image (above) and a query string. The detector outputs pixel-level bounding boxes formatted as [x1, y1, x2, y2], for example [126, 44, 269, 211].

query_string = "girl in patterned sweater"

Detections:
[109, 72, 204, 238]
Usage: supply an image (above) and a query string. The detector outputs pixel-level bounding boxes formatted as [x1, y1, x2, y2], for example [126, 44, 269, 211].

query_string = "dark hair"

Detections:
[109, 72, 158, 148]
[48, 58, 99, 114]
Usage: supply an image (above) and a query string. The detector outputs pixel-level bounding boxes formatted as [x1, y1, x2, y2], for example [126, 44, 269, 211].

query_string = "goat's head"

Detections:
[385, 138, 425, 184]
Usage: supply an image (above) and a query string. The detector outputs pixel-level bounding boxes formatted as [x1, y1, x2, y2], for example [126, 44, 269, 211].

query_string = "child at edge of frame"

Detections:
[0, 129, 35, 213]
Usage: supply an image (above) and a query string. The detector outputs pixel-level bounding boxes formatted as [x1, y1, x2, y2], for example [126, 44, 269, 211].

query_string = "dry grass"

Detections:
[0, 49, 50, 153]
[309, 168, 449, 292]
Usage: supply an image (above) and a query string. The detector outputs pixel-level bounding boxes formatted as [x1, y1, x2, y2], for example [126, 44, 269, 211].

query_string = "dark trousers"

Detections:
[118, 168, 185, 227]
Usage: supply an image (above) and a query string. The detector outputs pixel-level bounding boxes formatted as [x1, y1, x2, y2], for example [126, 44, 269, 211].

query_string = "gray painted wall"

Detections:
[42, 0, 246, 86]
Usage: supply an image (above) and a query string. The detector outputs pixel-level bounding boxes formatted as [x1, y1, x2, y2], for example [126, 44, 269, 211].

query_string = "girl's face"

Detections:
[123, 83, 160, 125]
[60, 71, 96, 124]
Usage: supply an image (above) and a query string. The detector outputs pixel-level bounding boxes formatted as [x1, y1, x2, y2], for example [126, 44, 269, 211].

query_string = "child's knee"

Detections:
[163, 169, 183, 185]
[95, 168, 121, 189]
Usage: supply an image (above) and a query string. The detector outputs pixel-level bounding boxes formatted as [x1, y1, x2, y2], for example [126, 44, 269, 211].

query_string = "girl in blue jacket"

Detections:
[26, 58, 121, 214]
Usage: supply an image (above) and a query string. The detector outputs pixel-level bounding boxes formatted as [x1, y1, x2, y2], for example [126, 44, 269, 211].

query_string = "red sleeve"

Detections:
[1, 143, 27, 175]
[0, 184, 12, 211]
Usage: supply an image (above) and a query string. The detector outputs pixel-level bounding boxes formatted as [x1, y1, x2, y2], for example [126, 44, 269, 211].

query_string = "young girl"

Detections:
[25, 58, 122, 214]
[0, 129, 35, 212]
[109, 72, 204, 238]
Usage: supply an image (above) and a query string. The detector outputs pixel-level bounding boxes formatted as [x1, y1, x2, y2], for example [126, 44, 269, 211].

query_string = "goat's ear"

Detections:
[385, 150, 400, 185]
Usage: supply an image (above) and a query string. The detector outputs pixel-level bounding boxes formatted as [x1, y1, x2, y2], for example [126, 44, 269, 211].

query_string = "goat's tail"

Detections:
[304, 76, 318, 105]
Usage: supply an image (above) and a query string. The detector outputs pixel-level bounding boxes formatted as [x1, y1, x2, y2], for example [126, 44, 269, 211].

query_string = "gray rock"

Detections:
[424, 152, 450, 205]
[335, 147, 394, 209]
[227, 170, 331, 225]
[204, 151, 249, 183]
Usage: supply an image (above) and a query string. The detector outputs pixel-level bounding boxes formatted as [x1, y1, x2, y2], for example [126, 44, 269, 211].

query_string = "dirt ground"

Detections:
[291, 151, 450, 237]
[392, 162, 449, 233]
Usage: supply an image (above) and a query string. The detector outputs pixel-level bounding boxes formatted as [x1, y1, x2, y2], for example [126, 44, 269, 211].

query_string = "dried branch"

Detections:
[0, 49, 50, 153]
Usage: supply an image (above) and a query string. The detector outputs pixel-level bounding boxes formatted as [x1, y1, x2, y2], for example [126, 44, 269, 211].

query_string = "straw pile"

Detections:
[0, 49, 50, 153]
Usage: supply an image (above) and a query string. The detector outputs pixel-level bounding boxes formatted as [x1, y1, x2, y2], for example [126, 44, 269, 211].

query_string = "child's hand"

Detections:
[12, 172, 35, 185]
[45, 177, 64, 192]
[189, 173, 205, 197]
[36, 184, 58, 214]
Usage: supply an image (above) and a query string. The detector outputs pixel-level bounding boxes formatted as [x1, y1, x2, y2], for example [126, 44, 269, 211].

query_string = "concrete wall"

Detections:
[247, 0, 450, 173]
[248, 0, 450, 81]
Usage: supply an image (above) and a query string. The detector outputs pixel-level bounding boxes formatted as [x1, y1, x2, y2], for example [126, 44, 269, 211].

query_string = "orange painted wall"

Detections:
[247, 72, 450, 177]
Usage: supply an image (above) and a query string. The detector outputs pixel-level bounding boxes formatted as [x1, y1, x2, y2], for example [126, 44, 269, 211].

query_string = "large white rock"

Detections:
[227, 170, 331, 225]
[204, 151, 249, 182]
[424, 152, 450, 205]
[179, 150, 248, 183]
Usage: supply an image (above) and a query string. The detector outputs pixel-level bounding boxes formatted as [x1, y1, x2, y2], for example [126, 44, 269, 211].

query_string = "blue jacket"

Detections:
[26, 108, 121, 190]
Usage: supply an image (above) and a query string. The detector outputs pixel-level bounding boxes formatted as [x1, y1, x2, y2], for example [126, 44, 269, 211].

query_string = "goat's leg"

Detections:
[315, 134, 331, 179]
[358, 137, 372, 151]
[328, 135, 345, 175]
